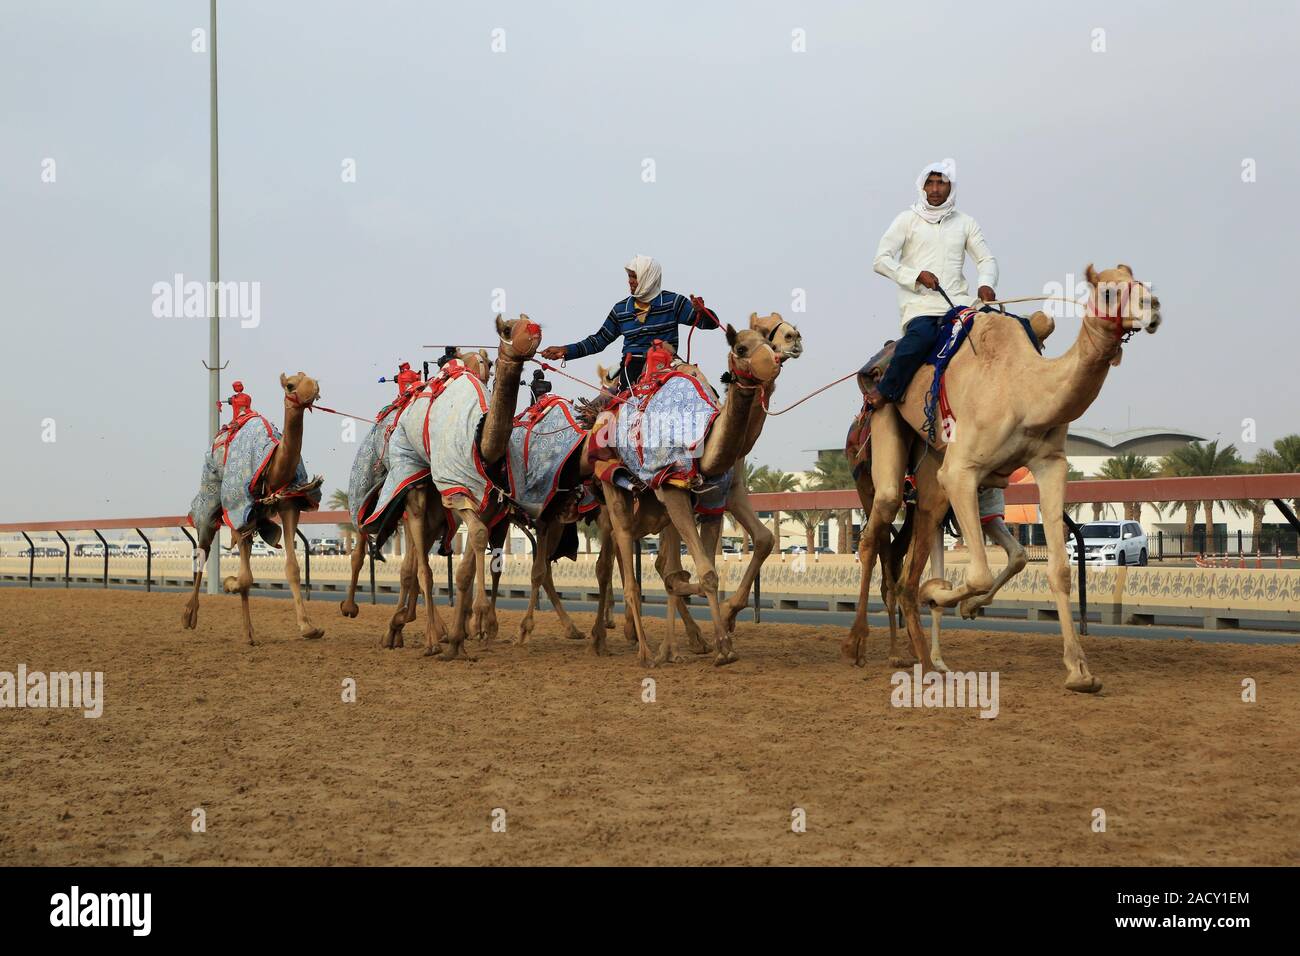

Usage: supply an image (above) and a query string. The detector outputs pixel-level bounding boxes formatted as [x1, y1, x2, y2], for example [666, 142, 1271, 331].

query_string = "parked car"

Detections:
[122, 542, 149, 557]
[1066, 520, 1148, 566]
[311, 538, 345, 556]
[783, 545, 834, 555]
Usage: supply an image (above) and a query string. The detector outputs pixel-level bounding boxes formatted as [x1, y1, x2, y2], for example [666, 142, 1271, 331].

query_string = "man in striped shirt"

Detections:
[541, 255, 719, 389]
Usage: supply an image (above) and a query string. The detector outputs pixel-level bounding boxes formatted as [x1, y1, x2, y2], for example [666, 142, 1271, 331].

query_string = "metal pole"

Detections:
[1157, 529, 1163, 562]
[368, 550, 376, 605]
[634, 539, 642, 589]
[136, 528, 152, 592]
[446, 552, 454, 606]
[1062, 513, 1087, 635]
[754, 566, 761, 624]
[206, 0, 221, 595]
[93, 529, 109, 588]
[56, 531, 70, 588]
[21, 532, 33, 587]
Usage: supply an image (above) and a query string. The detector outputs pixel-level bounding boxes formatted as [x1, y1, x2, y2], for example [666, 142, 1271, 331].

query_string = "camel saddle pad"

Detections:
[189, 414, 321, 545]
[363, 364, 492, 531]
[506, 394, 587, 520]
[611, 370, 720, 489]
[348, 412, 394, 532]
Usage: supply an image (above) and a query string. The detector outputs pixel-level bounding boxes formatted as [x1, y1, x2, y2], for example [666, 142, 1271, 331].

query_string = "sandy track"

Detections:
[0, 588, 1295, 866]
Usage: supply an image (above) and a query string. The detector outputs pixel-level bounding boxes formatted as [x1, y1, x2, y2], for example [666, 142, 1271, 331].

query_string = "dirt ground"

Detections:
[0, 588, 1296, 866]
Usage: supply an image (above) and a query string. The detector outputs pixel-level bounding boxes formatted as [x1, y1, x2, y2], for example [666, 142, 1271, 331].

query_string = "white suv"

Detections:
[1067, 520, 1148, 566]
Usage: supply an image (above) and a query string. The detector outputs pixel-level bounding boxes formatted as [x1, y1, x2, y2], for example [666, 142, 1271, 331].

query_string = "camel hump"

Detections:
[1029, 310, 1055, 343]
[857, 339, 898, 394]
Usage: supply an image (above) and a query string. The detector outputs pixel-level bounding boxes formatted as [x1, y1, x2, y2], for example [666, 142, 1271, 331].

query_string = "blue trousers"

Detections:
[876, 314, 946, 402]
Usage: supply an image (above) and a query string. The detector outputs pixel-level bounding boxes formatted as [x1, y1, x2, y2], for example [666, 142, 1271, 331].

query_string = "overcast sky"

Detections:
[2, 0, 1297, 523]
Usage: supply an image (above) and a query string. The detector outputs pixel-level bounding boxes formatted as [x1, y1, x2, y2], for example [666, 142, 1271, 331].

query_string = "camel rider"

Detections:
[863, 160, 998, 408]
[540, 255, 720, 390]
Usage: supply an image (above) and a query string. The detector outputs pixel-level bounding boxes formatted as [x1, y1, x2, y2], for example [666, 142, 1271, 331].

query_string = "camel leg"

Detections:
[481, 519, 507, 644]
[881, 523, 916, 667]
[180, 526, 216, 629]
[1030, 452, 1102, 693]
[897, 497, 943, 674]
[919, 463, 995, 612]
[844, 408, 907, 666]
[927, 529, 948, 673]
[959, 518, 1027, 619]
[221, 535, 256, 645]
[657, 486, 735, 666]
[589, 517, 615, 654]
[657, 525, 709, 655]
[439, 507, 482, 661]
[401, 488, 449, 657]
[602, 486, 654, 666]
[517, 520, 552, 645]
[278, 506, 324, 640]
[340, 531, 366, 618]
[718, 482, 774, 633]
[541, 554, 585, 641]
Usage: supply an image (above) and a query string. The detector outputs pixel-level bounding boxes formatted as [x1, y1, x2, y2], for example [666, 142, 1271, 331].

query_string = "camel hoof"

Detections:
[301, 627, 324, 641]
[586, 641, 607, 657]
[340, 600, 359, 618]
[565, 625, 584, 641]
[713, 650, 739, 667]
[688, 639, 712, 655]
[888, 656, 917, 668]
[181, 606, 198, 629]
[840, 638, 862, 664]
[932, 658, 950, 673]
[222, 576, 240, 594]
[1066, 675, 1103, 694]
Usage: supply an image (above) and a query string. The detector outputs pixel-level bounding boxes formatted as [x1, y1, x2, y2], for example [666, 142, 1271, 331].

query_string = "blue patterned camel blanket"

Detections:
[189, 414, 321, 546]
[609, 371, 720, 490]
[347, 402, 403, 532]
[360, 363, 493, 545]
[505, 394, 588, 520]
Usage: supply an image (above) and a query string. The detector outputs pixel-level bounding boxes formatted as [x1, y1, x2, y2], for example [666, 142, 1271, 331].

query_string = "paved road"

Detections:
[8, 579, 1297, 646]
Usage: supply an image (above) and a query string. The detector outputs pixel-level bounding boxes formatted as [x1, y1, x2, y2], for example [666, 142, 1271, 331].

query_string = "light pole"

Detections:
[206, 0, 221, 593]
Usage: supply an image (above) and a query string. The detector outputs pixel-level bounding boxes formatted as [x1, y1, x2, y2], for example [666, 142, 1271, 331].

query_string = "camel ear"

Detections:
[1117, 263, 1134, 276]
[749, 312, 781, 335]
[724, 323, 738, 347]
[279, 372, 289, 389]
[1084, 263, 1099, 286]
[596, 364, 609, 382]
[479, 349, 490, 373]
[495, 314, 508, 338]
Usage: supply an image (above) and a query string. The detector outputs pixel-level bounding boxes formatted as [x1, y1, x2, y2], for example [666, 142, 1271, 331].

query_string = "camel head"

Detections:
[279, 371, 320, 408]
[1084, 263, 1162, 337]
[456, 349, 492, 381]
[496, 313, 542, 361]
[749, 312, 803, 360]
[596, 363, 621, 394]
[724, 323, 782, 386]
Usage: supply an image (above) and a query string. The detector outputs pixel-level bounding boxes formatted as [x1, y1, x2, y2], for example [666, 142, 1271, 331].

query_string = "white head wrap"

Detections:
[624, 254, 663, 304]
[912, 160, 956, 225]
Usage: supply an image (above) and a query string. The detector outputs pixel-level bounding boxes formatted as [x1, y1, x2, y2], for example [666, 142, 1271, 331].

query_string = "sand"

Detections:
[0, 587, 1295, 866]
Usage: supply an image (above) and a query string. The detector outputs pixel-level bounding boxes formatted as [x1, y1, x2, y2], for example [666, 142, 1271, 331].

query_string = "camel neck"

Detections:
[266, 400, 305, 489]
[479, 352, 525, 465]
[1025, 315, 1120, 428]
[700, 377, 761, 477]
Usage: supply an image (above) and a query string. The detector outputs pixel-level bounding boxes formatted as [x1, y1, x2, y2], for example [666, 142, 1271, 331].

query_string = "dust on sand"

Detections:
[0, 588, 1296, 865]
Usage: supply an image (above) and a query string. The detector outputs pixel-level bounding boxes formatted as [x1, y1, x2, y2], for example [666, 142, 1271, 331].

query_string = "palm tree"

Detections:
[579, 521, 600, 555]
[327, 489, 357, 553]
[1097, 453, 1162, 521]
[1160, 440, 1243, 553]
[749, 464, 799, 550]
[808, 451, 857, 552]
[1255, 433, 1300, 512]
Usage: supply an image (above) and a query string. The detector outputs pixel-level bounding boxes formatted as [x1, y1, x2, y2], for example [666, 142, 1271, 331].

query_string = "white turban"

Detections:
[624, 254, 663, 304]
[912, 160, 956, 224]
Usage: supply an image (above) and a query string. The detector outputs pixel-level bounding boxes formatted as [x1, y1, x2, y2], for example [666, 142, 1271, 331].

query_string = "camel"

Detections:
[853, 265, 1161, 692]
[362, 318, 540, 660]
[596, 325, 783, 666]
[845, 312, 1057, 669]
[181, 372, 326, 645]
[595, 312, 805, 654]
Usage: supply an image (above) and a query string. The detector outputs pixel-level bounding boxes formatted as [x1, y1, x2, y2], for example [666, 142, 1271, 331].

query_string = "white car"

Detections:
[1066, 520, 1148, 566]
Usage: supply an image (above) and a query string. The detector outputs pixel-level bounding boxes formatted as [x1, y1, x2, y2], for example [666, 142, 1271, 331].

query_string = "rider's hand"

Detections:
[977, 285, 996, 302]
[916, 271, 939, 291]
[540, 346, 566, 361]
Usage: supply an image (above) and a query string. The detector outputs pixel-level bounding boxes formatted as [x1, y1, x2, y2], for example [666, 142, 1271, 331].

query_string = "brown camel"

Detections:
[597, 325, 783, 667]
[854, 265, 1161, 692]
[181, 372, 326, 645]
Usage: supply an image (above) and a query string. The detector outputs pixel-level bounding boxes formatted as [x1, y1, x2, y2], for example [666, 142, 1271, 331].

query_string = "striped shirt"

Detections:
[564, 291, 719, 362]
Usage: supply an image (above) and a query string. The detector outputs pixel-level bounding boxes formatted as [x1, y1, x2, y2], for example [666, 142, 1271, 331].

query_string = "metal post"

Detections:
[754, 566, 761, 623]
[1157, 529, 1163, 561]
[446, 552, 454, 606]
[93, 529, 108, 588]
[56, 531, 70, 588]
[296, 529, 311, 599]
[21, 532, 33, 587]
[1062, 512, 1087, 635]
[368, 551, 376, 605]
[634, 539, 642, 589]
[136, 528, 152, 592]
[206, 0, 222, 596]
[1273, 499, 1300, 534]
[1237, 528, 1243, 556]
